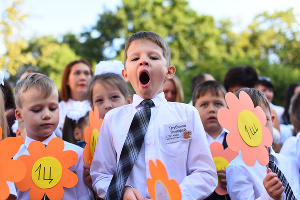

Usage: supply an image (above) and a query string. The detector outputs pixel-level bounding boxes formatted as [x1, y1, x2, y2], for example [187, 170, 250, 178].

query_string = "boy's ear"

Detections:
[166, 65, 176, 79]
[122, 69, 129, 82]
[271, 114, 275, 123]
[126, 96, 132, 104]
[16, 129, 21, 137]
[15, 109, 24, 122]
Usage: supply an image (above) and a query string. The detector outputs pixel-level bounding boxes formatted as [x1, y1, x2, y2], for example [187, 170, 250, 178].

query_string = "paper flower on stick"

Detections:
[210, 142, 238, 195]
[217, 91, 273, 166]
[0, 127, 26, 200]
[147, 159, 181, 200]
[83, 106, 103, 164]
[16, 138, 78, 200]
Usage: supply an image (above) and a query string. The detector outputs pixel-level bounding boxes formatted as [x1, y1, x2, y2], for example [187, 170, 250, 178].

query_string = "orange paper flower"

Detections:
[217, 91, 273, 166]
[210, 142, 238, 195]
[16, 138, 78, 200]
[147, 159, 181, 200]
[0, 127, 26, 200]
[83, 106, 103, 164]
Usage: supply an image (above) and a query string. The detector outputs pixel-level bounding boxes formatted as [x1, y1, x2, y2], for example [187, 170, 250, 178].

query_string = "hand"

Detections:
[263, 168, 284, 200]
[83, 163, 93, 189]
[217, 170, 227, 190]
[123, 187, 144, 200]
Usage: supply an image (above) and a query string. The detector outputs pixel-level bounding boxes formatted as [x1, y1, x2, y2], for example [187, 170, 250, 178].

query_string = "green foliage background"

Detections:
[1, 0, 300, 105]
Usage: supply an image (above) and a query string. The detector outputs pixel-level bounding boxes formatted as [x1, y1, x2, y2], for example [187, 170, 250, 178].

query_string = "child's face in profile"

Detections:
[123, 39, 175, 99]
[194, 92, 226, 135]
[92, 82, 130, 119]
[74, 117, 89, 141]
[16, 87, 59, 141]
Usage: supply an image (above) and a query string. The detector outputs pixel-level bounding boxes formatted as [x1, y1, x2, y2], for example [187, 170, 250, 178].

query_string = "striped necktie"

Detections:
[105, 99, 155, 200]
[268, 154, 296, 200]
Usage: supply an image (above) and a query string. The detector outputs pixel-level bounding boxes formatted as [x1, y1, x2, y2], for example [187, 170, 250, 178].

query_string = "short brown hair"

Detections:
[88, 73, 131, 105]
[192, 81, 226, 106]
[235, 88, 270, 112]
[14, 73, 58, 108]
[124, 31, 171, 65]
[224, 66, 258, 91]
[60, 59, 92, 102]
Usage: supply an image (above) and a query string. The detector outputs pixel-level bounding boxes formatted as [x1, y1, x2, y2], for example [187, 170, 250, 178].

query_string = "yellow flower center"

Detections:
[213, 157, 229, 171]
[90, 128, 99, 158]
[238, 110, 263, 147]
[32, 156, 62, 189]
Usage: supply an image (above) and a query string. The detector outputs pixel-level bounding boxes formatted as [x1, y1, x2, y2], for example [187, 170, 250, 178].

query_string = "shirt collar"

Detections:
[24, 133, 57, 148]
[206, 128, 227, 138]
[132, 92, 167, 109]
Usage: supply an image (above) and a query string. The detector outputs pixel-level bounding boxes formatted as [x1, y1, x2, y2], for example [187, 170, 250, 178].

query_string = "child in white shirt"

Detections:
[193, 80, 230, 200]
[226, 88, 299, 200]
[91, 31, 217, 200]
[280, 92, 300, 157]
[14, 73, 91, 200]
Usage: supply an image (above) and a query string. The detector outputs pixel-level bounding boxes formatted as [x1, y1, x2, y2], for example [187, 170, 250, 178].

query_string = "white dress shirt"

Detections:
[7, 181, 17, 197]
[58, 99, 91, 130]
[297, 137, 300, 171]
[205, 128, 227, 145]
[280, 124, 294, 144]
[14, 133, 92, 200]
[91, 92, 217, 200]
[280, 132, 300, 158]
[226, 149, 300, 200]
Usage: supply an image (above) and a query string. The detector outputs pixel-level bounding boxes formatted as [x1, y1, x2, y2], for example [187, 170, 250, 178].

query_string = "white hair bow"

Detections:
[94, 60, 124, 77]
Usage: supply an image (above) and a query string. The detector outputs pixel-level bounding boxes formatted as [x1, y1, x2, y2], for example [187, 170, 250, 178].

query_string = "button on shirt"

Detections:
[91, 92, 217, 200]
[226, 149, 300, 200]
[14, 133, 91, 200]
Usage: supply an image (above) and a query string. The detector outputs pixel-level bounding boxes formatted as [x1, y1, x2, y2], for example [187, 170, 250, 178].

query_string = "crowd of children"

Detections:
[0, 31, 299, 200]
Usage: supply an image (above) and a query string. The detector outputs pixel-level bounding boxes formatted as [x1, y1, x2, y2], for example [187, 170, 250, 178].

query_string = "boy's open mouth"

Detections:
[139, 70, 151, 87]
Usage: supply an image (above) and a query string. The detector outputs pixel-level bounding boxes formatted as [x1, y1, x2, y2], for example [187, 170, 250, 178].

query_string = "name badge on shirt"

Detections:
[164, 121, 192, 144]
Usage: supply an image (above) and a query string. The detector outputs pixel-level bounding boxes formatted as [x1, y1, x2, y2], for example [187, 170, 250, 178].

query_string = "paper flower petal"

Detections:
[0, 136, 26, 199]
[147, 159, 181, 200]
[217, 91, 273, 166]
[210, 142, 238, 195]
[0, 180, 10, 200]
[83, 107, 103, 164]
[16, 138, 78, 200]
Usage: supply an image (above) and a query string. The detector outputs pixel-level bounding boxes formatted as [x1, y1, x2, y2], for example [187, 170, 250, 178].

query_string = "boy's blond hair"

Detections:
[235, 88, 270, 112]
[14, 73, 58, 108]
[124, 31, 171, 66]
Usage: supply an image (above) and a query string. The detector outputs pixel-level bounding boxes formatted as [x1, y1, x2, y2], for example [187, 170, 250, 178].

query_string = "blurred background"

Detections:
[1, 0, 300, 104]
